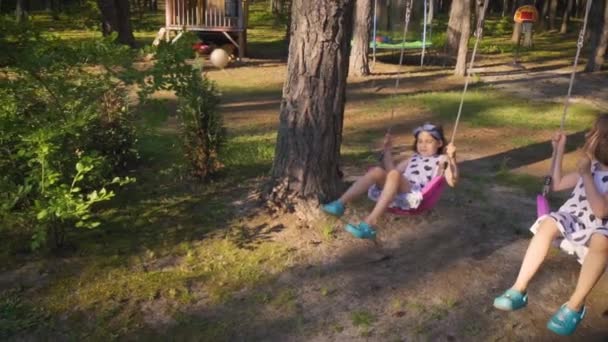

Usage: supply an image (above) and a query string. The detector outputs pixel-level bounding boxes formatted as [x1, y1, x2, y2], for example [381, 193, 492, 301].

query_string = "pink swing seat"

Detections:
[387, 175, 447, 216]
[536, 194, 550, 217]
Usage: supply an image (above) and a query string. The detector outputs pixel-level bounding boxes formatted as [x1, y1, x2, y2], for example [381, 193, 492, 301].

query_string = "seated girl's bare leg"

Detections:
[566, 233, 608, 311]
[364, 170, 412, 226]
[339, 167, 387, 205]
[512, 218, 560, 293]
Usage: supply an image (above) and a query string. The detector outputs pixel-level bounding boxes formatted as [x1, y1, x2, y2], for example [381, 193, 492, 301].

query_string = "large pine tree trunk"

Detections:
[585, 0, 608, 71]
[454, 0, 471, 76]
[98, 0, 136, 47]
[350, 0, 372, 76]
[561, 0, 574, 33]
[267, 0, 354, 213]
[446, 0, 466, 56]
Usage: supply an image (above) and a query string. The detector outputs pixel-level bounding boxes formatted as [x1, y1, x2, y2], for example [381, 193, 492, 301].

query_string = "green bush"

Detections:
[0, 22, 137, 250]
[140, 33, 226, 180]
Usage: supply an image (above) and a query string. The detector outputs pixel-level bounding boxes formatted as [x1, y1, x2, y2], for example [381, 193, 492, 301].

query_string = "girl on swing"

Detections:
[322, 123, 459, 239]
[494, 114, 608, 336]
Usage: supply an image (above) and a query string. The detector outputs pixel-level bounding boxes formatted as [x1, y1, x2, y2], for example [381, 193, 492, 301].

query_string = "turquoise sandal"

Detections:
[322, 200, 345, 218]
[493, 288, 528, 311]
[547, 303, 586, 336]
[345, 221, 377, 240]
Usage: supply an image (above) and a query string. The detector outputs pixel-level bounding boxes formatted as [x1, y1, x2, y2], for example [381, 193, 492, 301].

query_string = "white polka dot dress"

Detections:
[368, 153, 443, 210]
[531, 162, 608, 263]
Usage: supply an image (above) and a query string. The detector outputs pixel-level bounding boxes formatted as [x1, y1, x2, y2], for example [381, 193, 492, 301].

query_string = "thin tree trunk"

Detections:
[268, 0, 354, 208]
[428, 0, 435, 24]
[512, 0, 518, 13]
[549, 0, 558, 30]
[446, 0, 466, 56]
[561, 0, 574, 33]
[15, 0, 28, 23]
[349, 0, 372, 76]
[503, 0, 509, 16]
[540, 0, 550, 29]
[270, 0, 284, 14]
[455, 0, 471, 76]
[585, 0, 608, 71]
[98, 0, 136, 47]
[386, 0, 392, 31]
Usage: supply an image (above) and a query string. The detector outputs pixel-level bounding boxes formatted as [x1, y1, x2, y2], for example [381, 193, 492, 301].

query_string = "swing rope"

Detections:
[543, 0, 594, 196]
[377, 0, 413, 161]
[386, 0, 489, 142]
[449, 0, 489, 144]
[385, 0, 489, 215]
[421, 0, 429, 66]
[381, 0, 488, 160]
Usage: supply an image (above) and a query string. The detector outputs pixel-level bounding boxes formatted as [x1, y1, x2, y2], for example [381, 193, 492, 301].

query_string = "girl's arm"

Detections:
[550, 132, 579, 191]
[579, 156, 608, 219]
[444, 143, 459, 187]
[395, 159, 409, 173]
[382, 133, 396, 170]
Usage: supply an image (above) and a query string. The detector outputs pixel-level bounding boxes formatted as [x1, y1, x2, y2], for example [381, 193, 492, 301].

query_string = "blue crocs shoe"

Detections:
[547, 304, 586, 336]
[345, 221, 377, 240]
[493, 289, 528, 311]
[322, 200, 345, 218]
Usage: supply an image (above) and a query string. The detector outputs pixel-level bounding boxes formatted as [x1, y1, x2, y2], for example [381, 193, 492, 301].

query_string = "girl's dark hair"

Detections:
[587, 113, 608, 165]
[412, 123, 446, 154]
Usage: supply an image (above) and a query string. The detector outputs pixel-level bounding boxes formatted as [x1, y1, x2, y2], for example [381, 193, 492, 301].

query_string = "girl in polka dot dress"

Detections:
[494, 114, 608, 336]
[321, 123, 459, 239]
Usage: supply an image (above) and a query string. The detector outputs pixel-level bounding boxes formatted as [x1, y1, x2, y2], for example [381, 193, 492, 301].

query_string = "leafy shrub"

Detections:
[140, 33, 226, 180]
[0, 21, 137, 249]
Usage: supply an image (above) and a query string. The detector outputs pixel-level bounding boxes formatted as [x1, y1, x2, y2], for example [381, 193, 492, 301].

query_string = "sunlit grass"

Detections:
[30, 238, 290, 339]
[406, 89, 597, 131]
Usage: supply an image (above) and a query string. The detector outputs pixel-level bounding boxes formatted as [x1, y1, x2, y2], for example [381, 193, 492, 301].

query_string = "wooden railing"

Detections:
[165, 0, 243, 30]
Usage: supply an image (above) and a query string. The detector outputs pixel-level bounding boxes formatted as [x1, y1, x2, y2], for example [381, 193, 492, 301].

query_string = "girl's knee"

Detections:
[537, 218, 560, 238]
[367, 166, 386, 178]
[386, 169, 401, 180]
[589, 233, 608, 253]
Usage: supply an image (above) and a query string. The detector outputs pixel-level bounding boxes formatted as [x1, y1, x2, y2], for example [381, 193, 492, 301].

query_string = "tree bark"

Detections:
[561, 0, 574, 33]
[454, 0, 471, 76]
[267, 0, 354, 211]
[585, 0, 608, 71]
[428, 0, 435, 24]
[446, 0, 466, 56]
[540, 0, 550, 29]
[349, 0, 372, 76]
[270, 0, 285, 14]
[98, 0, 136, 47]
[549, 0, 557, 30]
[15, 0, 28, 23]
